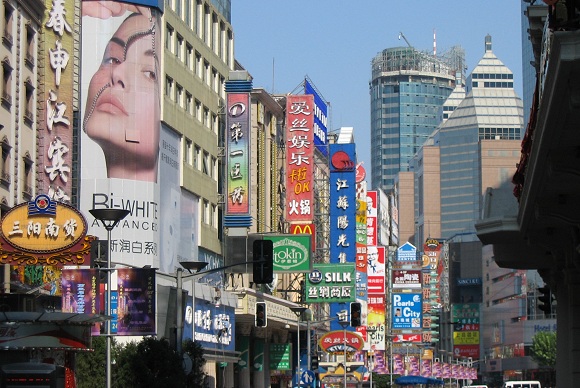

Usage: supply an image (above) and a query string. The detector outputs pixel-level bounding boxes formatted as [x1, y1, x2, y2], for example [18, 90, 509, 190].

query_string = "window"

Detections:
[211, 204, 217, 227]
[3, 5, 14, 48]
[185, 43, 193, 70]
[165, 76, 174, 99]
[212, 68, 218, 93]
[203, 107, 210, 128]
[0, 139, 11, 186]
[1, 59, 12, 108]
[195, 1, 203, 37]
[24, 78, 34, 125]
[202, 151, 209, 175]
[195, 100, 201, 120]
[203, 199, 210, 224]
[211, 113, 218, 134]
[184, 0, 191, 27]
[25, 24, 35, 69]
[23, 153, 33, 198]
[185, 92, 193, 114]
[195, 52, 202, 78]
[184, 138, 192, 164]
[203, 60, 209, 86]
[176, 83, 183, 107]
[194, 145, 201, 170]
[211, 156, 217, 179]
[165, 24, 174, 51]
[175, 0, 181, 17]
[176, 34, 183, 60]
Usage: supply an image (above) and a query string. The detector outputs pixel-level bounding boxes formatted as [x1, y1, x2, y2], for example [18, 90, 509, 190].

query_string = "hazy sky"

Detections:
[231, 1, 524, 172]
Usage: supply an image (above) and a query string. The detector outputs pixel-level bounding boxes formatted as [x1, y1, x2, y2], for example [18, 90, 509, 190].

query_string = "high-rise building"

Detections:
[438, 35, 523, 238]
[369, 41, 465, 192]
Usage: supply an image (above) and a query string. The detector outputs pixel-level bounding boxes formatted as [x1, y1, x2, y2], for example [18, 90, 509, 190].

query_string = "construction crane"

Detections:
[398, 31, 413, 48]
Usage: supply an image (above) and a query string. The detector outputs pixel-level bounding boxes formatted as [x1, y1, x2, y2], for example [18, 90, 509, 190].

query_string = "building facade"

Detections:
[369, 44, 464, 192]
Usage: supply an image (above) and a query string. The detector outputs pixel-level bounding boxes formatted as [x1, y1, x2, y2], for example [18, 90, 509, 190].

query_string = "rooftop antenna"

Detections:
[433, 29, 437, 56]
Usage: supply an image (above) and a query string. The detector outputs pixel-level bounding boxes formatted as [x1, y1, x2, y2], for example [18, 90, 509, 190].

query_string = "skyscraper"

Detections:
[438, 35, 523, 238]
[369, 41, 465, 192]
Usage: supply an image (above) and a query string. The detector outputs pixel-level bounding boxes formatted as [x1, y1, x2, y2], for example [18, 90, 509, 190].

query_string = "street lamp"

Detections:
[290, 306, 307, 387]
[176, 261, 208, 354]
[366, 327, 377, 388]
[89, 208, 130, 388]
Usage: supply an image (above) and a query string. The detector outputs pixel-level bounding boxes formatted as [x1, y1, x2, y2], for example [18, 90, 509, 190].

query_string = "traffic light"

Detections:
[311, 355, 319, 371]
[255, 302, 267, 327]
[253, 239, 274, 284]
[350, 302, 362, 327]
[538, 287, 553, 316]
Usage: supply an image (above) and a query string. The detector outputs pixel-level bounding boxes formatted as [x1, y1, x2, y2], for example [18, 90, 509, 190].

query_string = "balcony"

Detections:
[2, 31, 12, 48]
[1, 91, 11, 109]
[23, 109, 34, 125]
[0, 170, 10, 186]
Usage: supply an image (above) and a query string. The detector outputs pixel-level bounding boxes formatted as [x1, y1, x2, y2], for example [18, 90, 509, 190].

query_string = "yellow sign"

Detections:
[453, 331, 480, 345]
[1, 196, 87, 253]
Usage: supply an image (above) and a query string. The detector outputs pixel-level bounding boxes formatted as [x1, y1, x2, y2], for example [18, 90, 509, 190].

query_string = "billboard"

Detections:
[41, 0, 75, 202]
[392, 293, 422, 330]
[304, 79, 328, 156]
[285, 95, 315, 223]
[80, 1, 162, 269]
[264, 234, 311, 273]
[305, 263, 356, 303]
[225, 92, 251, 221]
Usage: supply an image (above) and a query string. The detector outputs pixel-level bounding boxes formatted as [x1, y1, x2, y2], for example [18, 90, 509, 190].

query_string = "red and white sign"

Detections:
[319, 330, 365, 353]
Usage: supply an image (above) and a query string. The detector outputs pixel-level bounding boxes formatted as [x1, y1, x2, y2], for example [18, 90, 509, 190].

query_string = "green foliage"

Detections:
[530, 331, 556, 368]
[75, 336, 207, 388]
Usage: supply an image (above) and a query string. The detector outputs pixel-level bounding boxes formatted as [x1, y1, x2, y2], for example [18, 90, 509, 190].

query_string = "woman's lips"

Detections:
[95, 94, 128, 115]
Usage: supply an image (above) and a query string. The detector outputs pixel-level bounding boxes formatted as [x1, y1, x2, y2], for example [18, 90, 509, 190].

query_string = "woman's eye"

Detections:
[144, 70, 157, 81]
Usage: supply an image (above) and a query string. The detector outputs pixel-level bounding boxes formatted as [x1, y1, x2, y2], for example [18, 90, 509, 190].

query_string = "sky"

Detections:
[231, 1, 525, 172]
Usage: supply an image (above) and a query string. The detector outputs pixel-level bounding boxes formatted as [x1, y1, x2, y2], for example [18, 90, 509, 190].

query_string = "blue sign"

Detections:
[392, 293, 422, 329]
[397, 242, 417, 262]
[192, 298, 236, 352]
[300, 369, 316, 385]
[304, 79, 328, 156]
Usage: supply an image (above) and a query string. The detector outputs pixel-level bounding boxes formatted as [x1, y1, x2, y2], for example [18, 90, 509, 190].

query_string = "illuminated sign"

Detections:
[264, 234, 311, 273]
[0, 195, 93, 266]
[305, 263, 356, 303]
[319, 330, 364, 353]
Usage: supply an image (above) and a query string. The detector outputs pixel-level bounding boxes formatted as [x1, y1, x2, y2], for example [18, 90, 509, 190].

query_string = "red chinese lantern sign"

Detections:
[319, 330, 364, 354]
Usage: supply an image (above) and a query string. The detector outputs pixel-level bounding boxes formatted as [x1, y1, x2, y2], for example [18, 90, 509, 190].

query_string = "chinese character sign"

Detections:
[116, 268, 156, 335]
[41, 0, 76, 202]
[392, 293, 422, 330]
[225, 93, 251, 218]
[286, 95, 314, 223]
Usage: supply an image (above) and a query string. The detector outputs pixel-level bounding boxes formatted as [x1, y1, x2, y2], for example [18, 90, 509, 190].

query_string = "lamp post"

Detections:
[290, 306, 307, 388]
[89, 208, 130, 388]
[179, 261, 208, 348]
[366, 328, 377, 388]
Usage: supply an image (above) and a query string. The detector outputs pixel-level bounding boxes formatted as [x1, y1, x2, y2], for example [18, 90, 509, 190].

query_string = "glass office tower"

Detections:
[369, 45, 465, 192]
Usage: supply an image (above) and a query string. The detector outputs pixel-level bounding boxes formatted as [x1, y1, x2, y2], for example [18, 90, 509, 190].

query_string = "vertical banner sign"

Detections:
[329, 143, 357, 331]
[286, 95, 314, 223]
[41, 0, 75, 202]
[225, 93, 251, 218]
[116, 268, 156, 335]
[367, 246, 385, 351]
[80, 1, 163, 269]
[366, 191, 378, 246]
[304, 79, 328, 156]
[61, 269, 99, 314]
[378, 189, 390, 246]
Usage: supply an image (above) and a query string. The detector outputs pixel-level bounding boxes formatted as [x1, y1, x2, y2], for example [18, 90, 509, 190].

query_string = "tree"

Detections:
[75, 336, 207, 387]
[183, 339, 207, 386]
[530, 331, 556, 368]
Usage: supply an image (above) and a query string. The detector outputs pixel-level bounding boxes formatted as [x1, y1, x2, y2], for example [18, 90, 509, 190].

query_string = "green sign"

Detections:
[305, 263, 356, 303]
[265, 235, 311, 273]
[269, 343, 292, 370]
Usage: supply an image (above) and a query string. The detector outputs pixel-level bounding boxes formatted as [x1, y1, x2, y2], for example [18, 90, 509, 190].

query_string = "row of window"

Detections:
[472, 81, 514, 89]
[478, 127, 521, 140]
[472, 72, 513, 80]
[182, 138, 218, 179]
[165, 76, 219, 134]
[165, 23, 226, 99]
[164, 0, 233, 68]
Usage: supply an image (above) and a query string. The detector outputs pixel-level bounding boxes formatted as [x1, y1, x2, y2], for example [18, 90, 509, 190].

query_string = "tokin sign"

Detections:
[264, 234, 311, 273]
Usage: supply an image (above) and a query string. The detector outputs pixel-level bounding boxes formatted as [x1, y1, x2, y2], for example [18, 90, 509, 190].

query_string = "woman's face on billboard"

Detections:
[84, 12, 160, 181]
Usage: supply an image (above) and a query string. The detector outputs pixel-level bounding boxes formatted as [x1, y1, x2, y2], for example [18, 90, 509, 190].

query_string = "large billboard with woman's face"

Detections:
[80, 1, 162, 269]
